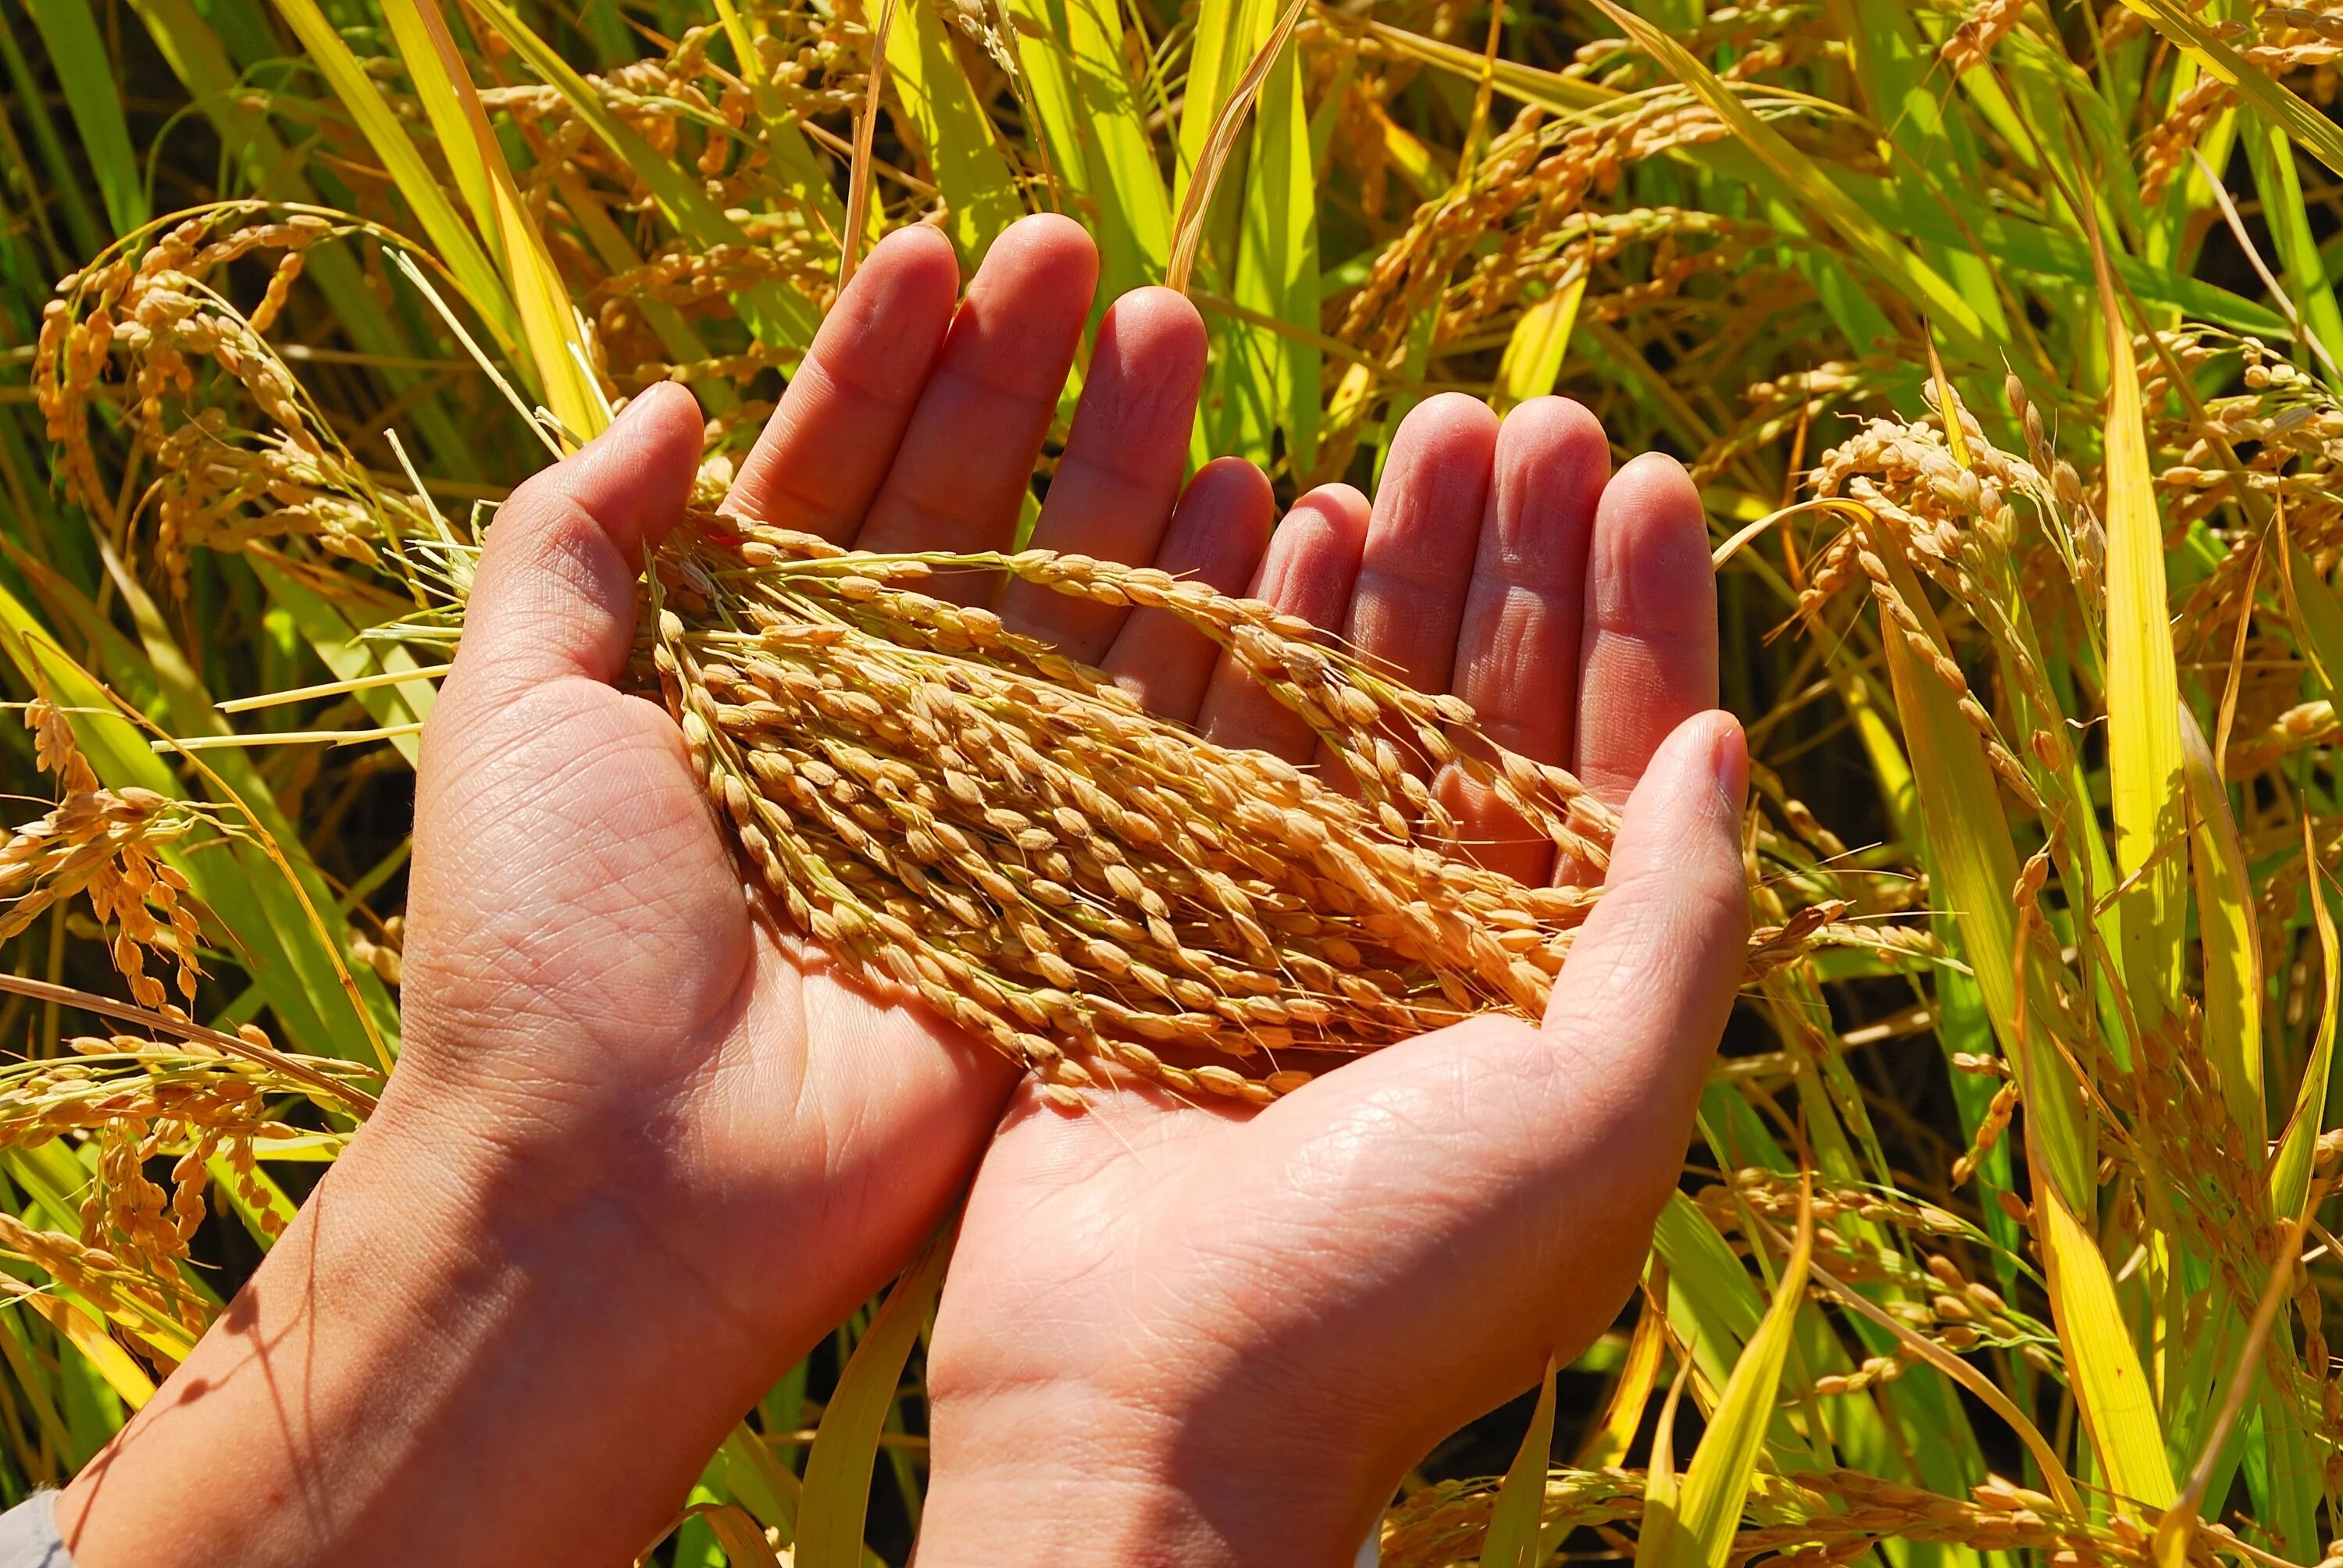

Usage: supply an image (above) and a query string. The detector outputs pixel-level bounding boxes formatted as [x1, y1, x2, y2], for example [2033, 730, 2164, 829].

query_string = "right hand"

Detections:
[915, 388, 1746, 1566]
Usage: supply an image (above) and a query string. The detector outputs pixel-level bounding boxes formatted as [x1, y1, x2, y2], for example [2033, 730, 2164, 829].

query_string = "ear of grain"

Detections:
[644, 521, 1757, 1100]
[2120, 0, 2343, 182]
[459, 0, 819, 346]
[1585, 0, 1988, 359]
[0, 571, 389, 1066]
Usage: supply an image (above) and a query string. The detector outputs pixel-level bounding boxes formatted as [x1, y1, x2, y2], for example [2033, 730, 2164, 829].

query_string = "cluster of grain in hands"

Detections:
[653, 514, 1603, 1103]
[647, 511, 1822, 1104]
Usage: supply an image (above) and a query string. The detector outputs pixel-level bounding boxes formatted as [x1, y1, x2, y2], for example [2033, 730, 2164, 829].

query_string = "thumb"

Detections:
[443, 382, 704, 706]
[1122, 710, 1749, 1452]
[1542, 708, 1749, 1149]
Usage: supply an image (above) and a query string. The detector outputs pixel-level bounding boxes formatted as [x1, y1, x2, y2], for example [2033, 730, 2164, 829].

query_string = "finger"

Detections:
[1000, 287, 1209, 658]
[1432, 397, 1608, 885]
[1340, 394, 1500, 692]
[854, 216, 1099, 572]
[440, 383, 703, 708]
[1196, 483, 1371, 761]
[722, 226, 961, 540]
[1099, 457, 1275, 724]
[1571, 453, 1717, 806]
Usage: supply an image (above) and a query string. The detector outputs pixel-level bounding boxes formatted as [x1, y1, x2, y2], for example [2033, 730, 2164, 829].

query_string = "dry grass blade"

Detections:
[1166, 0, 1307, 297]
[837, 0, 900, 293]
[0, 974, 379, 1114]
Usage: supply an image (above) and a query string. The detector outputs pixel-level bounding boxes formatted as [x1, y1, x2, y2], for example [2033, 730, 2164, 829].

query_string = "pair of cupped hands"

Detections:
[57, 217, 1747, 1566]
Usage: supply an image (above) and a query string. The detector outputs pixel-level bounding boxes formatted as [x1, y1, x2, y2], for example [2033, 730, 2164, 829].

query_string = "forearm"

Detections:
[53, 1089, 785, 1568]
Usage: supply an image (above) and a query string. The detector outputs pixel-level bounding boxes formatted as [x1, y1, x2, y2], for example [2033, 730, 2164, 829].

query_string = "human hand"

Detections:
[58, 213, 1210, 1567]
[913, 389, 1746, 1564]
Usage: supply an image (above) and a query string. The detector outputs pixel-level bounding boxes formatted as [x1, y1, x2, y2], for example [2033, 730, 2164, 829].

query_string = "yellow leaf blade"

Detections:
[1638, 1196, 1813, 1568]
[2272, 811, 2338, 1218]
[264, 0, 521, 355]
[401, 0, 617, 443]
[797, 1222, 953, 1568]
[20, 1293, 157, 1409]
[2179, 705, 2263, 1142]
[1482, 1355, 1559, 1568]
[2038, 1181, 2177, 1509]
[1868, 515, 2094, 1205]
[885, 0, 1024, 263]
[701, 1503, 786, 1568]
[2096, 255, 2186, 1029]
[1577, 1292, 1668, 1470]
[1497, 276, 1585, 412]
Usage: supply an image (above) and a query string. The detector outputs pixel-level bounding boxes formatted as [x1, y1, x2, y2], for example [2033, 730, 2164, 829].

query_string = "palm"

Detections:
[406, 658, 991, 1310]
[932, 398, 1724, 1389]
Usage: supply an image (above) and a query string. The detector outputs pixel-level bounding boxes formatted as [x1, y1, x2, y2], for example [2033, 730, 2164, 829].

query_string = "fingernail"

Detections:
[605, 387, 657, 435]
[1710, 715, 1749, 807]
[605, 380, 690, 441]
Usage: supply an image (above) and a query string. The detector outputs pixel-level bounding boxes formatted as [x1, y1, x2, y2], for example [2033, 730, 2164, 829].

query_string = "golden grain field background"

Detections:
[3, 0, 2342, 1563]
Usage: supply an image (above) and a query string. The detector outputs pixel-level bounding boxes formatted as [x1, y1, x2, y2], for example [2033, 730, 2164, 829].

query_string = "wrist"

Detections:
[918, 1381, 1393, 1568]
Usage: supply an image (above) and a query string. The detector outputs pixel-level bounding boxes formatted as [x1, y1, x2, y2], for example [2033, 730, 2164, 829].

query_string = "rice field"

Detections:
[4, 0, 2343, 1563]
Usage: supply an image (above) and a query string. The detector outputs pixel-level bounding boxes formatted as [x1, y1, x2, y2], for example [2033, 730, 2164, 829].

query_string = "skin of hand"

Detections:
[51, 212, 1743, 1567]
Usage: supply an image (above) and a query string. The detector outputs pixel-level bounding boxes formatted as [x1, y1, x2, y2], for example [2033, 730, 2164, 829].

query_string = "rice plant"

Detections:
[4, 0, 2343, 1563]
